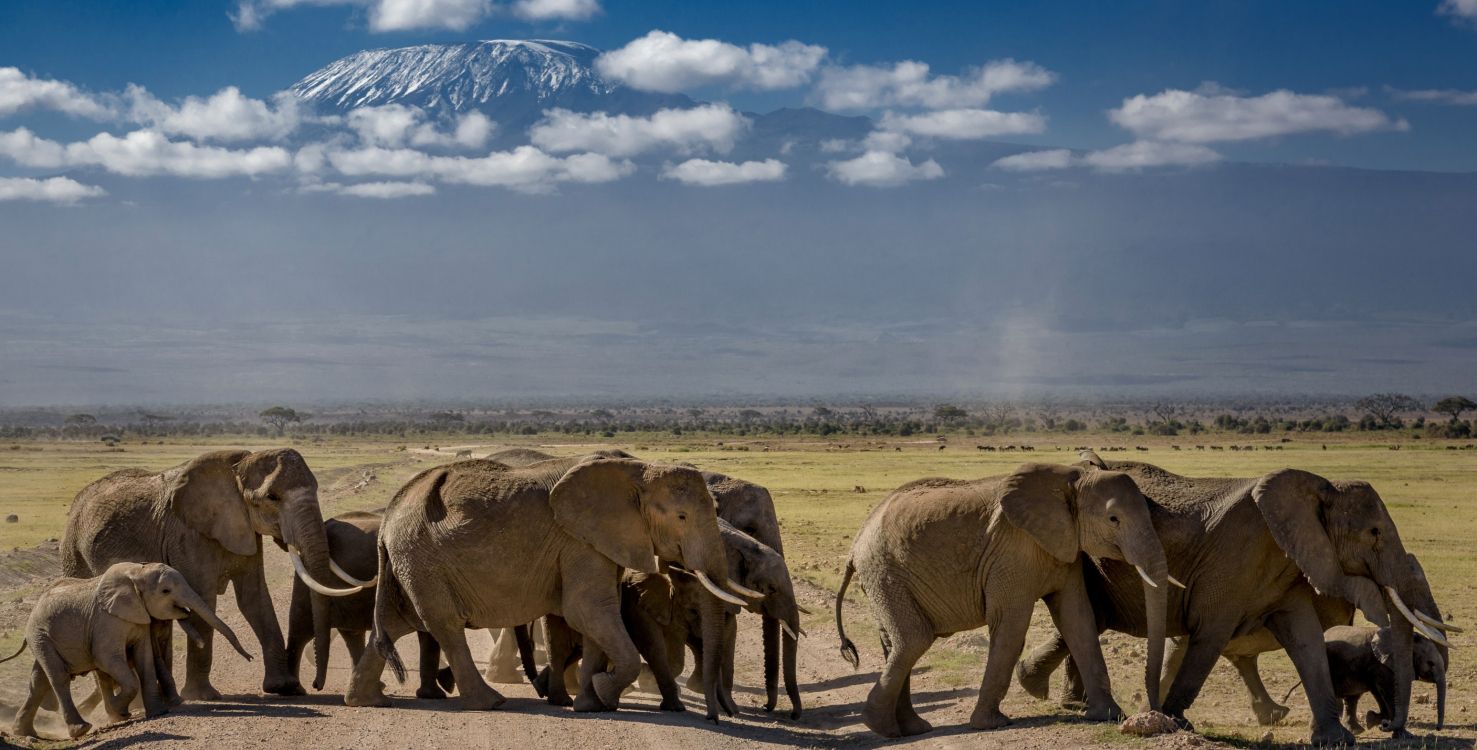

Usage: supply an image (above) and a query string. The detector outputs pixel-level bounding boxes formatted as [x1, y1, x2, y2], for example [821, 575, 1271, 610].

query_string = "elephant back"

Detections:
[62, 469, 169, 576]
[705, 472, 784, 554]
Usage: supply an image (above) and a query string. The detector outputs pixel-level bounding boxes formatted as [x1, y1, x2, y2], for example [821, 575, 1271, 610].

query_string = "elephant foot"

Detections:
[1386, 726, 1413, 741]
[659, 696, 687, 712]
[1169, 713, 1196, 732]
[68, 719, 94, 739]
[436, 666, 456, 694]
[13, 718, 37, 739]
[180, 682, 224, 702]
[547, 691, 573, 708]
[1345, 718, 1364, 735]
[1083, 700, 1125, 723]
[789, 706, 802, 721]
[533, 668, 550, 699]
[861, 709, 902, 739]
[1310, 723, 1356, 748]
[1253, 699, 1291, 725]
[574, 691, 612, 713]
[416, 685, 448, 700]
[454, 687, 506, 711]
[263, 679, 306, 697]
[1015, 661, 1052, 701]
[968, 707, 1012, 731]
[898, 713, 933, 736]
[1364, 710, 1384, 730]
[591, 672, 624, 711]
[344, 686, 392, 708]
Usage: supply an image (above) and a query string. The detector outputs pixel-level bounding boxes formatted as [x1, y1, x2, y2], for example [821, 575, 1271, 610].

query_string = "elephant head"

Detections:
[1252, 470, 1458, 734]
[1371, 627, 1447, 730]
[165, 449, 360, 689]
[96, 562, 253, 662]
[1001, 464, 1171, 711]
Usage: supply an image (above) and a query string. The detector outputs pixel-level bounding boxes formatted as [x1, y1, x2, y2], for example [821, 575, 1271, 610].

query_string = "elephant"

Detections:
[1324, 625, 1448, 733]
[1015, 456, 1456, 745]
[345, 456, 754, 721]
[833, 463, 1171, 738]
[1, 562, 251, 739]
[61, 449, 363, 702]
[285, 509, 448, 699]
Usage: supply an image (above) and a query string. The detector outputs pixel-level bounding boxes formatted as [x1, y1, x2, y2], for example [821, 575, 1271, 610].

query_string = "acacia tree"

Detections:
[260, 406, 302, 435]
[1433, 396, 1477, 423]
[1355, 393, 1422, 429]
[934, 404, 968, 421]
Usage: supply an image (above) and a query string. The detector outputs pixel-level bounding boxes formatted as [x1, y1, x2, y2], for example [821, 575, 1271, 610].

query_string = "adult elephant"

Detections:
[346, 456, 752, 720]
[703, 471, 803, 719]
[834, 463, 1170, 738]
[62, 449, 363, 701]
[1015, 456, 1454, 744]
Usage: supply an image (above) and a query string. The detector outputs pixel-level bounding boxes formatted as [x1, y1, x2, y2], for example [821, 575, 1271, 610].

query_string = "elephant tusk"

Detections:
[329, 557, 378, 588]
[725, 580, 766, 600]
[1416, 608, 1464, 633]
[289, 546, 363, 597]
[1387, 586, 1452, 648]
[1167, 575, 1187, 589]
[695, 570, 749, 607]
[1136, 566, 1159, 589]
[780, 621, 800, 640]
[796, 603, 813, 615]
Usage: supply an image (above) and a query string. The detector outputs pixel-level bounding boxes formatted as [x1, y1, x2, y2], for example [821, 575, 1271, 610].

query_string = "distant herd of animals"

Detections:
[0, 446, 1457, 748]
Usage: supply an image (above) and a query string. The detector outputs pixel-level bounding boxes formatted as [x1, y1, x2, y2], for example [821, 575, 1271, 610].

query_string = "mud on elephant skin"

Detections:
[835, 463, 1171, 738]
[61, 449, 364, 702]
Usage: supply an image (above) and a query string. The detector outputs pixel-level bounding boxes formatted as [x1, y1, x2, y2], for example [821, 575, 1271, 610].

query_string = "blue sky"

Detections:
[2, 0, 1475, 170]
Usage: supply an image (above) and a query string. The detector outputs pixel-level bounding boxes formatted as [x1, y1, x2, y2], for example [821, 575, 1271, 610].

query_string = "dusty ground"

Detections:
[0, 437, 1473, 749]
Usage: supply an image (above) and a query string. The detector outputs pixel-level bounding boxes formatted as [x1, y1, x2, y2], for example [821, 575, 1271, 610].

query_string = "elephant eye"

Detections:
[677, 512, 688, 522]
[162, 588, 171, 594]
[1370, 527, 1380, 537]
[1108, 515, 1120, 526]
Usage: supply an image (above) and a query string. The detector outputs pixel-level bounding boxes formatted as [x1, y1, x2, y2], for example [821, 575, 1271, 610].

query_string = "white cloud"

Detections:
[1439, 0, 1477, 24]
[878, 108, 1046, 140]
[513, 0, 599, 20]
[529, 105, 749, 157]
[0, 67, 112, 119]
[826, 151, 943, 187]
[346, 105, 494, 149]
[1387, 87, 1477, 106]
[814, 59, 1055, 111]
[340, 181, 437, 198]
[1109, 88, 1407, 143]
[862, 130, 912, 153]
[661, 158, 786, 186]
[991, 149, 1076, 172]
[125, 85, 303, 142]
[597, 30, 826, 93]
[818, 138, 850, 154]
[0, 127, 295, 178]
[327, 144, 632, 193]
[990, 142, 1221, 172]
[0, 176, 106, 204]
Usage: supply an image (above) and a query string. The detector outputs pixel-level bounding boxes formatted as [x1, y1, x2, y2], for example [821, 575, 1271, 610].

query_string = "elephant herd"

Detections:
[0, 445, 1458, 748]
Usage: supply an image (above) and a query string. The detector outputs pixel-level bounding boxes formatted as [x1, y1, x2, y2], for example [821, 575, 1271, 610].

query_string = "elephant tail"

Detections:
[1281, 679, 1303, 707]
[514, 623, 540, 688]
[0, 640, 25, 664]
[370, 537, 408, 684]
[836, 559, 859, 669]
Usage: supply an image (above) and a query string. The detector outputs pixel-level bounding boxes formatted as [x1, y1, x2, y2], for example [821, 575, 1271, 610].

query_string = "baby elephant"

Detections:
[1, 562, 251, 739]
[1325, 625, 1447, 733]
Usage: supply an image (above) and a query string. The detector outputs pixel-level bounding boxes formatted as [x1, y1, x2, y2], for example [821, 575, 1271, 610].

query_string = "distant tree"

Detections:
[738, 409, 763, 421]
[1433, 396, 1477, 423]
[1149, 403, 1180, 424]
[65, 413, 97, 426]
[686, 408, 705, 418]
[591, 409, 614, 419]
[428, 410, 464, 423]
[933, 404, 968, 421]
[1356, 393, 1422, 429]
[812, 406, 833, 418]
[259, 406, 302, 435]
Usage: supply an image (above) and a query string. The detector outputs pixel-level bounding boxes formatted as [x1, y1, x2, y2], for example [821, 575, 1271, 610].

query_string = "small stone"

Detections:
[1119, 710, 1178, 737]
[3, 514, 16, 523]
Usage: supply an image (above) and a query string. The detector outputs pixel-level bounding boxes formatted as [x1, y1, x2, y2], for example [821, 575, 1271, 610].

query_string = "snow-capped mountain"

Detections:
[291, 39, 692, 127]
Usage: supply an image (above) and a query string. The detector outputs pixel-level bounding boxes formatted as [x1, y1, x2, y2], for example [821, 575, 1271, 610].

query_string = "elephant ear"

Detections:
[166, 450, 258, 557]
[549, 458, 659, 574]
[1371, 627, 1396, 667]
[97, 563, 150, 625]
[996, 464, 1081, 564]
[1253, 469, 1388, 627]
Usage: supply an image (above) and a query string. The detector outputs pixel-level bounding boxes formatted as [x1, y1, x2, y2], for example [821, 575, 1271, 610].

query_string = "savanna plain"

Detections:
[0, 431, 1473, 749]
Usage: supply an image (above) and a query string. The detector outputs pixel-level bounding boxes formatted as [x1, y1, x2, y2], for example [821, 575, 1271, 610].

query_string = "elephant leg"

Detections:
[131, 636, 167, 718]
[970, 603, 1033, 731]
[1263, 598, 1354, 747]
[1161, 623, 1237, 728]
[1160, 637, 1187, 705]
[426, 623, 504, 711]
[36, 644, 90, 738]
[1016, 632, 1070, 702]
[285, 584, 310, 690]
[416, 632, 448, 699]
[484, 627, 525, 684]
[761, 615, 780, 712]
[1045, 576, 1122, 722]
[13, 663, 48, 738]
[541, 615, 577, 707]
[179, 596, 221, 702]
[344, 616, 413, 708]
[627, 601, 684, 712]
[232, 562, 301, 696]
[98, 647, 141, 722]
[1344, 696, 1364, 733]
[863, 587, 934, 738]
[93, 671, 128, 723]
[342, 630, 366, 667]
[565, 592, 643, 712]
[720, 612, 738, 714]
[1061, 656, 1088, 709]
[1230, 653, 1290, 725]
[576, 639, 615, 713]
[151, 620, 181, 707]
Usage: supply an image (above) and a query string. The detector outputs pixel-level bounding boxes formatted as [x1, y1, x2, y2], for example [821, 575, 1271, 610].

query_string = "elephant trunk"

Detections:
[762, 615, 779, 712]
[179, 586, 252, 662]
[1381, 587, 1416, 733]
[283, 503, 337, 692]
[1124, 534, 1170, 712]
[1436, 665, 1446, 730]
[699, 589, 732, 721]
[782, 623, 801, 719]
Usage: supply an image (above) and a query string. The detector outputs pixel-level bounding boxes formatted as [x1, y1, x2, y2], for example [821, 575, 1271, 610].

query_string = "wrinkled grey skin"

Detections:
[61, 449, 348, 701]
[835, 464, 1170, 738]
[346, 457, 737, 719]
[1017, 458, 1449, 746]
[285, 509, 446, 699]
[3, 562, 250, 739]
[1324, 625, 1447, 733]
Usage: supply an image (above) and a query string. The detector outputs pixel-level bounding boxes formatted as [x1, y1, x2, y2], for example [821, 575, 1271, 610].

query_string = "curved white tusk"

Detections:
[1136, 566, 1159, 589]
[695, 571, 748, 607]
[330, 557, 378, 588]
[1388, 586, 1452, 648]
[289, 547, 363, 597]
[726, 580, 766, 600]
[780, 621, 799, 640]
[796, 603, 813, 615]
[1416, 608, 1464, 633]
[1167, 575, 1187, 589]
